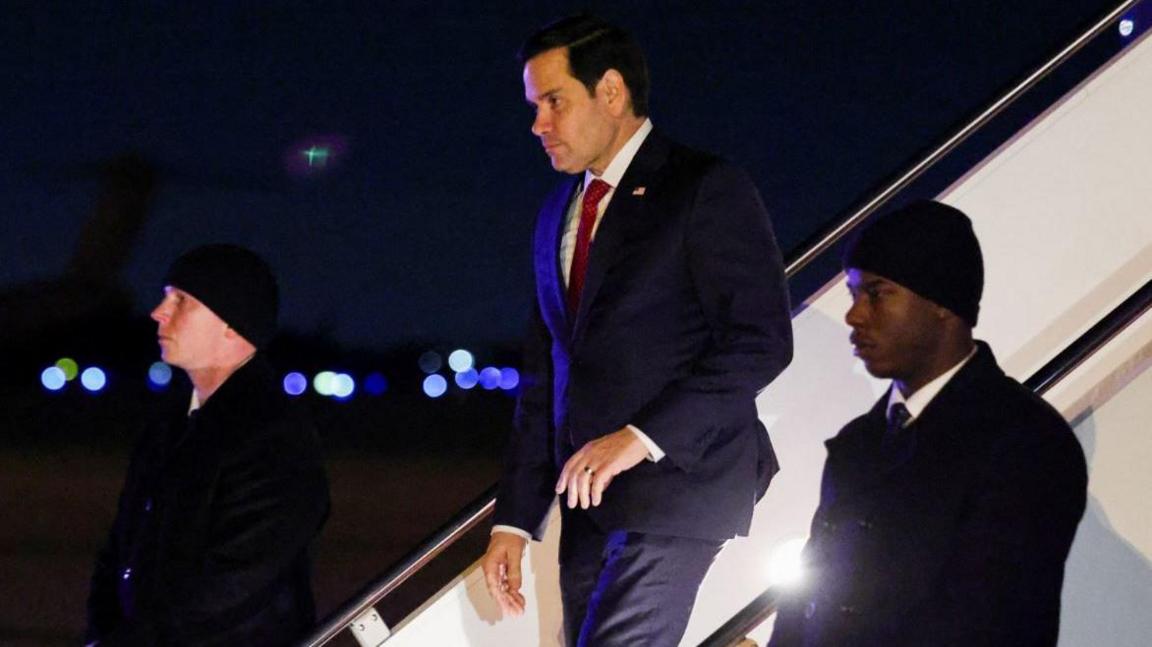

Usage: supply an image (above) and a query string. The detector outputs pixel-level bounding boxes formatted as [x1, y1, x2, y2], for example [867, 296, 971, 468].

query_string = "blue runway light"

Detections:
[479, 367, 502, 390]
[148, 362, 173, 387]
[364, 372, 389, 396]
[418, 351, 443, 374]
[499, 368, 521, 390]
[423, 374, 448, 398]
[455, 368, 479, 390]
[283, 372, 308, 396]
[448, 349, 474, 372]
[41, 366, 67, 391]
[81, 367, 107, 392]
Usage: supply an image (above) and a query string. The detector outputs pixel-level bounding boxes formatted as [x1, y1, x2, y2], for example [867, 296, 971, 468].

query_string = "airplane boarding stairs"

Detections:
[304, 4, 1152, 645]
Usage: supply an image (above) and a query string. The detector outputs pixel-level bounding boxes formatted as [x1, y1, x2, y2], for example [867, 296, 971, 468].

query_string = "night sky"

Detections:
[1, 0, 1128, 354]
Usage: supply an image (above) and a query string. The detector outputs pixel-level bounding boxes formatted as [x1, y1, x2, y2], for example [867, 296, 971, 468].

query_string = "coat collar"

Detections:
[174, 354, 282, 447]
[827, 340, 1004, 458]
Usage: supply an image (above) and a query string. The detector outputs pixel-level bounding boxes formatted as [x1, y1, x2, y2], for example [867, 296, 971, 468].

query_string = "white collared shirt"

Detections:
[558, 119, 653, 285]
[887, 345, 978, 425]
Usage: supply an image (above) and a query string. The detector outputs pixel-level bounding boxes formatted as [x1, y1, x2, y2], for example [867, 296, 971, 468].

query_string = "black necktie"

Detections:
[883, 402, 912, 451]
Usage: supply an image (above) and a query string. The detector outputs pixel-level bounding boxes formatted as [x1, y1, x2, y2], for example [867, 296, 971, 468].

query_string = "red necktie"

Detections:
[567, 178, 612, 316]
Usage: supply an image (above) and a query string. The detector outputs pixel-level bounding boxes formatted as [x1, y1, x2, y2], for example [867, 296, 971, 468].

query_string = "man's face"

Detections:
[523, 47, 617, 175]
[150, 286, 229, 370]
[844, 269, 944, 389]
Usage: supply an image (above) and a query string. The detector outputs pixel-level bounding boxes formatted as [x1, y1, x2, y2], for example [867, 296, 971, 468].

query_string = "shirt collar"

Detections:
[887, 345, 978, 422]
[583, 118, 653, 190]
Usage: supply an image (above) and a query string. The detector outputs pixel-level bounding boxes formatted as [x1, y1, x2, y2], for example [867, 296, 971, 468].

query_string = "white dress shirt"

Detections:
[887, 345, 978, 424]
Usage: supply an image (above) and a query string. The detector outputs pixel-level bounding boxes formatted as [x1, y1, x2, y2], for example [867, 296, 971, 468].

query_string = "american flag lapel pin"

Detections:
[632, 186, 646, 196]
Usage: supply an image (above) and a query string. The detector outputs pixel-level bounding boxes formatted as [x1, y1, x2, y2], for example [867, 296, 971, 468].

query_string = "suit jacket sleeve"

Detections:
[493, 302, 558, 539]
[631, 162, 792, 471]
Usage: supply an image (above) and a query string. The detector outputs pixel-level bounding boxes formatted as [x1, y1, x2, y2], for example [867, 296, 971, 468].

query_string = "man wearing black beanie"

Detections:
[771, 201, 1087, 646]
[85, 244, 329, 646]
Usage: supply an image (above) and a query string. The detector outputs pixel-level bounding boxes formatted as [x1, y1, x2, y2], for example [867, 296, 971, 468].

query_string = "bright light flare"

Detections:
[766, 536, 809, 588]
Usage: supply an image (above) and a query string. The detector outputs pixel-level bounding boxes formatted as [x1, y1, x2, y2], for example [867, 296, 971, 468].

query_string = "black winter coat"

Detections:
[771, 342, 1087, 647]
[86, 356, 330, 646]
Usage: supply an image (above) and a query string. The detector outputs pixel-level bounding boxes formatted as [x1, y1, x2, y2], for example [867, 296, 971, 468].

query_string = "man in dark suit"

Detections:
[480, 14, 793, 646]
[85, 244, 329, 646]
[770, 201, 1088, 646]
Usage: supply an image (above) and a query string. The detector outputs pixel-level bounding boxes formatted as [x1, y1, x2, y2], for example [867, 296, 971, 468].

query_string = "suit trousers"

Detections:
[559, 508, 724, 647]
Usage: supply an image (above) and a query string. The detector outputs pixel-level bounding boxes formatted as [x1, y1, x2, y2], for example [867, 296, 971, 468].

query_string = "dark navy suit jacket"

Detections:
[495, 131, 793, 542]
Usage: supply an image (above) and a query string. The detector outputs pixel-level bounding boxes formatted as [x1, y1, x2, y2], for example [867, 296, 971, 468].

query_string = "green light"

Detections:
[301, 146, 330, 168]
[55, 357, 79, 381]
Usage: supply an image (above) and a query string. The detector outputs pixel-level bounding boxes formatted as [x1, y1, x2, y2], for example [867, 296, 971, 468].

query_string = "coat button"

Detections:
[839, 605, 859, 615]
[856, 518, 871, 529]
[144, 498, 153, 513]
[121, 567, 133, 580]
[804, 601, 817, 619]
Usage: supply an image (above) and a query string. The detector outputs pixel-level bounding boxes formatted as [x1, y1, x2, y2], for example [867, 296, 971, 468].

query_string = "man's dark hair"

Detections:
[519, 14, 650, 117]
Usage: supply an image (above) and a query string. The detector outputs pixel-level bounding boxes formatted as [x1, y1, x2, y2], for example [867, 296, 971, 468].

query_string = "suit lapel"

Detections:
[536, 179, 580, 341]
[571, 133, 670, 345]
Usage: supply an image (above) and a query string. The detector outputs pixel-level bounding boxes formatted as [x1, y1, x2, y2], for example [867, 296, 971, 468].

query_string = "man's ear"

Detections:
[599, 69, 629, 116]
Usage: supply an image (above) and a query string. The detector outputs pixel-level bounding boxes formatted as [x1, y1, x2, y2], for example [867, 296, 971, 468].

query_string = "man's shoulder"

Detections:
[656, 136, 732, 178]
[960, 366, 1072, 436]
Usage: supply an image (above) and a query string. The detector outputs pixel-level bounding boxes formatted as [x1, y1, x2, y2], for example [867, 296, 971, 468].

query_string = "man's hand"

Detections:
[556, 427, 649, 509]
[481, 531, 528, 618]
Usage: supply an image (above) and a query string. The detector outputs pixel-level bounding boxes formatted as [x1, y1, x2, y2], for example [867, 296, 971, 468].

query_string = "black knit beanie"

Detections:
[842, 200, 983, 327]
[164, 244, 279, 348]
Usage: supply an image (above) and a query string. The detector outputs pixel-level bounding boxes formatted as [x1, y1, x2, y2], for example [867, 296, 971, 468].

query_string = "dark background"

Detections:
[0, 1, 1144, 644]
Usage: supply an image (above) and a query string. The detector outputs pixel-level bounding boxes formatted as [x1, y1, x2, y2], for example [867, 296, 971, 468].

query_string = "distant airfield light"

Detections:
[284, 134, 349, 177]
[423, 374, 448, 398]
[55, 357, 80, 381]
[455, 368, 480, 390]
[313, 371, 337, 396]
[418, 351, 443, 374]
[81, 367, 107, 392]
[499, 368, 521, 390]
[1119, 17, 1135, 38]
[364, 372, 389, 396]
[332, 373, 356, 399]
[479, 367, 502, 390]
[448, 349, 475, 373]
[41, 366, 67, 391]
[148, 362, 173, 387]
[284, 372, 308, 396]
